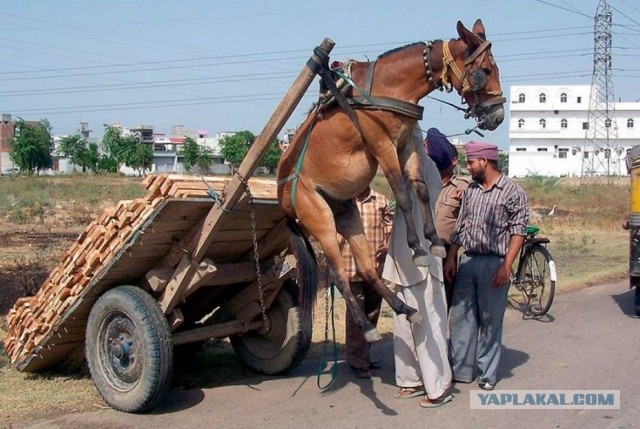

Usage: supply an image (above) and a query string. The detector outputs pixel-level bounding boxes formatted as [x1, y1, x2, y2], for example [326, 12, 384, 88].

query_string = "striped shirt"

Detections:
[339, 190, 393, 280]
[450, 173, 528, 257]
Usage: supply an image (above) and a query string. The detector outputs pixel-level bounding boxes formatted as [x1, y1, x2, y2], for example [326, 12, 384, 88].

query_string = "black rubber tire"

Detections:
[635, 283, 640, 317]
[230, 280, 311, 375]
[86, 286, 173, 413]
[522, 245, 556, 317]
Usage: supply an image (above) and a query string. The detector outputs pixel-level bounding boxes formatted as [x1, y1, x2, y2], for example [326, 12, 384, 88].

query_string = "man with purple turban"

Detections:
[444, 141, 529, 391]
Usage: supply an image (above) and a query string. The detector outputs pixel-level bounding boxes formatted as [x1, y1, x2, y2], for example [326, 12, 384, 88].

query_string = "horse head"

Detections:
[426, 19, 505, 130]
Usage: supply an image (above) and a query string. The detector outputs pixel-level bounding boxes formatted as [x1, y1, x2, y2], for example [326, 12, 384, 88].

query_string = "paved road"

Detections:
[26, 280, 640, 429]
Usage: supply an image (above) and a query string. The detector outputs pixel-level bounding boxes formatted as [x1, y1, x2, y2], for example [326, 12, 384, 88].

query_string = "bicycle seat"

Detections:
[525, 225, 549, 244]
[526, 225, 540, 236]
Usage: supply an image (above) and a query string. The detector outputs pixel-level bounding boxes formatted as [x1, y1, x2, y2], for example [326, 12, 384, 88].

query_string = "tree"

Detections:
[196, 146, 214, 174]
[261, 139, 282, 174]
[58, 134, 88, 172]
[499, 152, 509, 174]
[101, 125, 129, 169]
[101, 125, 154, 175]
[219, 131, 255, 170]
[181, 137, 200, 172]
[125, 142, 154, 176]
[83, 142, 101, 173]
[9, 118, 53, 174]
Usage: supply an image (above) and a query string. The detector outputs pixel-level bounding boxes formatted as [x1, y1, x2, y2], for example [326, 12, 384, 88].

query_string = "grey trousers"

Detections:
[449, 254, 510, 385]
[393, 273, 452, 400]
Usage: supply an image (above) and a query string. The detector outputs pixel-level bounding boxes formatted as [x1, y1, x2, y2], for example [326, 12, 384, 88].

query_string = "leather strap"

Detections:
[350, 95, 424, 120]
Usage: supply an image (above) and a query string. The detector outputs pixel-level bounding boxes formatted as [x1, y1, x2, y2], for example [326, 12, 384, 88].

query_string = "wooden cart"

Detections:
[4, 38, 335, 413]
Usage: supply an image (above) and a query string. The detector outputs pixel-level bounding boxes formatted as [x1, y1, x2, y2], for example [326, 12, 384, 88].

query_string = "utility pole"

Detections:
[581, 0, 619, 182]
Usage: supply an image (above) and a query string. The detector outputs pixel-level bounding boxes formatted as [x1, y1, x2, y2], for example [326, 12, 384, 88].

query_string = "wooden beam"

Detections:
[143, 268, 175, 292]
[159, 256, 216, 314]
[172, 319, 263, 346]
[190, 38, 335, 262]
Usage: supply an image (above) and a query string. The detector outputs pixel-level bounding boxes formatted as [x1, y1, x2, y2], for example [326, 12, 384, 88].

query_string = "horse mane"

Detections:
[377, 39, 450, 59]
[377, 42, 424, 59]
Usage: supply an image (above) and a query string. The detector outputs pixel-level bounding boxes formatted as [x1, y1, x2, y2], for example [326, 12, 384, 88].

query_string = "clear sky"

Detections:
[1, 0, 639, 149]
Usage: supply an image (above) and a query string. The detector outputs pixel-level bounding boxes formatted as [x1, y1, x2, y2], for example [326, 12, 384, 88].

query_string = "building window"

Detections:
[628, 119, 634, 128]
[537, 148, 548, 152]
[605, 118, 612, 128]
[518, 119, 525, 128]
[583, 151, 589, 159]
[518, 93, 526, 103]
[577, 96, 582, 103]
[539, 93, 546, 103]
[560, 93, 567, 103]
[516, 148, 526, 152]
[582, 122, 589, 130]
[540, 118, 546, 128]
[561, 119, 568, 129]
[558, 148, 569, 159]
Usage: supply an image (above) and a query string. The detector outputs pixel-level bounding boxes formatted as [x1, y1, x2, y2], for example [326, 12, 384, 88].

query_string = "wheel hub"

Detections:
[110, 336, 131, 362]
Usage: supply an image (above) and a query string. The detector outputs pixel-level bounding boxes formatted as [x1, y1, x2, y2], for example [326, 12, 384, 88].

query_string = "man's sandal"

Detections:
[419, 392, 454, 408]
[394, 386, 425, 399]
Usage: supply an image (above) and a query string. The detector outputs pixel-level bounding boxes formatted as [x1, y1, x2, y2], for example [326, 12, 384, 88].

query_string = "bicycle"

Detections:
[509, 225, 557, 319]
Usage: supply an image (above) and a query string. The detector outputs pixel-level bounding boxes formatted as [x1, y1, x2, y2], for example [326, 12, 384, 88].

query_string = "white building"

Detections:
[508, 84, 640, 178]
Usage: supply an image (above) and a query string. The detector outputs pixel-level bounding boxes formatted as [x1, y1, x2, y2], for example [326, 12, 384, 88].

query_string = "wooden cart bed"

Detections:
[4, 174, 288, 372]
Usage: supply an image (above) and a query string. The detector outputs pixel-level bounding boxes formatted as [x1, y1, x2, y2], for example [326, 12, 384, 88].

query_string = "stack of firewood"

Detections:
[3, 174, 274, 366]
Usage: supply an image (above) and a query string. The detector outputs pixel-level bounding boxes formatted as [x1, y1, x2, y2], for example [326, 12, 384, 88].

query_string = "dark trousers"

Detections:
[444, 243, 455, 310]
[345, 280, 383, 369]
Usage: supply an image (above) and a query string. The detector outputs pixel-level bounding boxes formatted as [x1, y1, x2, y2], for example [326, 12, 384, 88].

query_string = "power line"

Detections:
[533, 0, 592, 18]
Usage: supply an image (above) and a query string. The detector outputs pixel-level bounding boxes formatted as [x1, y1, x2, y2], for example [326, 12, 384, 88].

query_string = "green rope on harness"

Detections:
[201, 177, 231, 212]
[332, 69, 376, 106]
[276, 113, 317, 210]
[317, 284, 339, 389]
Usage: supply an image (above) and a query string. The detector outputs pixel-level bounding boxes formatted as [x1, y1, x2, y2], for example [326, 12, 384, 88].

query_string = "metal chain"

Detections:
[236, 172, 268, 330]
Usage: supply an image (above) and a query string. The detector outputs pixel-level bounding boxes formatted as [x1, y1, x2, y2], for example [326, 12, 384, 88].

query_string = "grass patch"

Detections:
[0, 173, 633, 426]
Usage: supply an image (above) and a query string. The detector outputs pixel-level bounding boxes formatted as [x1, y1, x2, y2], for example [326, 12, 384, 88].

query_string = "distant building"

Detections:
[508, 84, 640, 178]
[0, 113, 15, 172]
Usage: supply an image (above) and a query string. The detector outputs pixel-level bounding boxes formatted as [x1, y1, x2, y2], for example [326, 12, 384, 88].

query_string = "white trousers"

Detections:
[393, 273, 452, 399]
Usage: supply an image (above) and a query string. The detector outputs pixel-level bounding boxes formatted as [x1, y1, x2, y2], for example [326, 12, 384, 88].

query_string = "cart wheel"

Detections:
[86, 286, 173, 413]
[231, 280, 311, 375]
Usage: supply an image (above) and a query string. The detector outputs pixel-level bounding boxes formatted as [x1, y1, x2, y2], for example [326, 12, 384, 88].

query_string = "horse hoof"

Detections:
[364, 328, 382, 343]
[412, 251, 430, 267]
[430, 245, 447, 258]
[407, 311, 422, 324]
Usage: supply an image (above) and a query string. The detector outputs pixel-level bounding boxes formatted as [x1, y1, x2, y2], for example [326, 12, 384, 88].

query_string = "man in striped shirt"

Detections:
[444, 141, 528, 391]
[339, 186, 393, 379]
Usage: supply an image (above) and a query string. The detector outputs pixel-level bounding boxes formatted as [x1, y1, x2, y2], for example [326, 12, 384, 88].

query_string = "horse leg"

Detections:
[398, 133, 446, 258]
[373, 141, 430, 266]
[335, 206, 422, 324]
[296, 187, 382, 342]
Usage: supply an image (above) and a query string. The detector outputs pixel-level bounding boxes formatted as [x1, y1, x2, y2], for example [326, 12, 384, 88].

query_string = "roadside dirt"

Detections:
[0, 232, 77, 315]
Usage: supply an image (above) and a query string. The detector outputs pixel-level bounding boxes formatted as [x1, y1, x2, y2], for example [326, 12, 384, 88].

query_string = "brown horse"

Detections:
[277, 20, 505, 342]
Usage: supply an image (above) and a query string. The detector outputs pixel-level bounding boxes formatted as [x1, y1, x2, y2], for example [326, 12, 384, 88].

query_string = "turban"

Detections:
[464, 141, 499, 161]
[424, 128, 456, 172]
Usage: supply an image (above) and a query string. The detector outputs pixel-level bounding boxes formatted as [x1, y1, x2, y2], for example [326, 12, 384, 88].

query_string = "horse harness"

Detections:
[279, 39, 505, 209]
[423, 39, 506, 120]
[278, 47, 424, 208]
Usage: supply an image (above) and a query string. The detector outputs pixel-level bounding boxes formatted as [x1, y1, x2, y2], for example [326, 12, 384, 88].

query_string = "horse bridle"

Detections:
[423, 39, 506, 124]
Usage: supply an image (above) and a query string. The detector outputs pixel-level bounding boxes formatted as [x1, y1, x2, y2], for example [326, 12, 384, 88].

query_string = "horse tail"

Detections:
[287, 217, 319, 339]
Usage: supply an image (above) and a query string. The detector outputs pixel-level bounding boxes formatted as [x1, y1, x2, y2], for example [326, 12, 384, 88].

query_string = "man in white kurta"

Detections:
[382, 133, 452, 406]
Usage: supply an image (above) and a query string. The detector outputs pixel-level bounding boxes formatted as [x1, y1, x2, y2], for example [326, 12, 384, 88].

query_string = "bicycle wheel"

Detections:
[508, 262, 528, 314]
[522, 245, 556, 317]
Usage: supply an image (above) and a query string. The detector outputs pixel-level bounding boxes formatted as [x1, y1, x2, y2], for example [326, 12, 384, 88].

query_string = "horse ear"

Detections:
[472, 19, 487, 41]
[456, 20, 482, 48]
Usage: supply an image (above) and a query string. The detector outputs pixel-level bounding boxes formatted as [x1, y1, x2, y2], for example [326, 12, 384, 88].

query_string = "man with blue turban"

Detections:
[424, 128, 469, 309]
